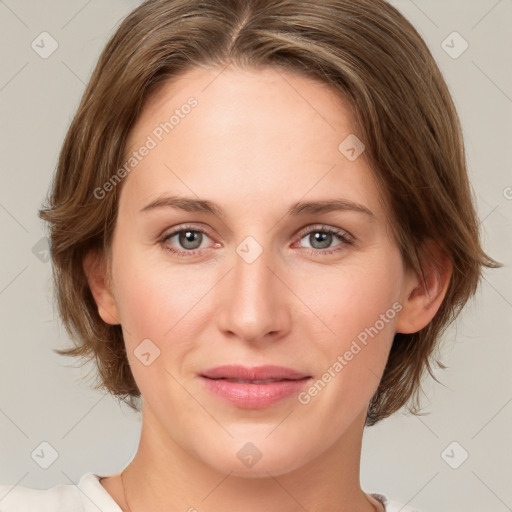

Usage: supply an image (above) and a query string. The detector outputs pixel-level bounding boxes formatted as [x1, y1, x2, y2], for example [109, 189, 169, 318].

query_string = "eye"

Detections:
[295, 225, 353, 255]
[161, 225, 216, 256]
[160, 223, 354, 258]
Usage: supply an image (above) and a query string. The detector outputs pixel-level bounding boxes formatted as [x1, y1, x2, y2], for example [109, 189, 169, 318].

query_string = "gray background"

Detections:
[0, 1, 511, 511]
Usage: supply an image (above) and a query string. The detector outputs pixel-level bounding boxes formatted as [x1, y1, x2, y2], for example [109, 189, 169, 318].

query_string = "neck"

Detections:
[119, 404, 381, 512]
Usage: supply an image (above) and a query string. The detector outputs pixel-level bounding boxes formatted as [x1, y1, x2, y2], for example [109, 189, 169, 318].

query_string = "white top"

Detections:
[0, 473, 424, 512]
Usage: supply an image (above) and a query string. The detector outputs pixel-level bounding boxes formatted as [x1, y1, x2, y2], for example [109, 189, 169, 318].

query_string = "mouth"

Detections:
[205, 378, 302, 384]
[199, 365, 312, 409]
[200, 364, 310, 381]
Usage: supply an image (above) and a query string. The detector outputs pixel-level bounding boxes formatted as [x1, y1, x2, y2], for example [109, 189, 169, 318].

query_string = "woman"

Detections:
[0, 0, 498, 510]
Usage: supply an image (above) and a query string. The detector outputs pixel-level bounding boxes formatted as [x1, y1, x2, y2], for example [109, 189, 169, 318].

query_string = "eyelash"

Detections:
[160, 224, 354, 258]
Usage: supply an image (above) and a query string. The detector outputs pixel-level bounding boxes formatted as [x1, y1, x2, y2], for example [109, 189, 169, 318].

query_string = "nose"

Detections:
[215, 242, 292, 345]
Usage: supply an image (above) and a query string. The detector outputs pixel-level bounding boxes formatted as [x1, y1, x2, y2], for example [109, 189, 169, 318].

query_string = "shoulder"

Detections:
[370, 493, 426, 512]
[0, 473, 121, 512]
[0, 480, 82, 512]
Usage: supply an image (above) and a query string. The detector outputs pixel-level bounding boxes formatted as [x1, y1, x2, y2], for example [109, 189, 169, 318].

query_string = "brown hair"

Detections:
[39, 0, 499, 425]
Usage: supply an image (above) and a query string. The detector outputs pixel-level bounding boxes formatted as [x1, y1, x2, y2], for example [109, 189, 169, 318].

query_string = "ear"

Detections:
[395, 242, 452, 334]
[82, 249, 121, 325]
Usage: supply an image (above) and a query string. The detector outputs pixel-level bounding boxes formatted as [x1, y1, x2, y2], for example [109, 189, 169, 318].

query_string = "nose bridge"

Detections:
[216, 236, 290, 342]
[234, 239, 274, 302]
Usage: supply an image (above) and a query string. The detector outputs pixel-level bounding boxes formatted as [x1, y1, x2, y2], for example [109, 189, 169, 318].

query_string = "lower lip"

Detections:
[200, 376, 312, 409]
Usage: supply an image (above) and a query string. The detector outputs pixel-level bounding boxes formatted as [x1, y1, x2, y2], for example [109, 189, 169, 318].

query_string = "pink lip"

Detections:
[199, 365, 312, 409]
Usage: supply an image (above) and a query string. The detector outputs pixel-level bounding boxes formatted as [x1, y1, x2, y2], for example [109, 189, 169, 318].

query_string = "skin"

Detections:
[84, 65, 451, 512]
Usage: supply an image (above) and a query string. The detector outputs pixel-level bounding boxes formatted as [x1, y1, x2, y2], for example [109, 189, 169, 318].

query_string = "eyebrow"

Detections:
[139, 195, 374, 218]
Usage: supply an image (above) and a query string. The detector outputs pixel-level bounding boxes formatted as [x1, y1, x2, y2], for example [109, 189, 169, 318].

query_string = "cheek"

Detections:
[111, 246, 220, 376]
[300, 257, 403, 341]
[294, 256, 403, 399]
[112, 246, 194, 335]
[110, 251, 206, 399]
[113, 271, 171, 339]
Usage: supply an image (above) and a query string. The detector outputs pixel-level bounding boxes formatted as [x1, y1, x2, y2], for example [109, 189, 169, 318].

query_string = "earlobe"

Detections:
[82, 250, 121, 325]
[395, 244, 452, 335]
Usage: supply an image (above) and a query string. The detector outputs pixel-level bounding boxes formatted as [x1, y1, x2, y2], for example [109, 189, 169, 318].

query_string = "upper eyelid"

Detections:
[296, 223, 351, 238]
[163, 224, 214, 240]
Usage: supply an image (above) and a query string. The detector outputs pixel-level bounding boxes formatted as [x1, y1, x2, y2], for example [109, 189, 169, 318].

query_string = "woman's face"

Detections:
[99, 65, 417, 477]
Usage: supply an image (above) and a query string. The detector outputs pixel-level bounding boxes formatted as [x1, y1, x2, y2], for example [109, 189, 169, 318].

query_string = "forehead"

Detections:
[120, 65, 380, 218]
[134, 64, 355, 129]
[126, 64, 359, 156]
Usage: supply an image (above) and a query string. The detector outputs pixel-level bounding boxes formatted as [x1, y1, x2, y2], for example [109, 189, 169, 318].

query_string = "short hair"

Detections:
[39, 0, 499, 425]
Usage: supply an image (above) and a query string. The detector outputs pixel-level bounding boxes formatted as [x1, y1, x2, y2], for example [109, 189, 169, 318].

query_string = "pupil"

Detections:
[312, 232, 331, 249]
[180, 230, 200, 249]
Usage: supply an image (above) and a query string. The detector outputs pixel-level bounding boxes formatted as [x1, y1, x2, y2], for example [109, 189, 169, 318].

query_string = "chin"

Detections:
[194, 433, 315, 478]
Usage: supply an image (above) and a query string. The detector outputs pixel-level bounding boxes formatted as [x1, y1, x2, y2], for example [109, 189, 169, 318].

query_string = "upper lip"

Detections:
[200, 365, 310, 381]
